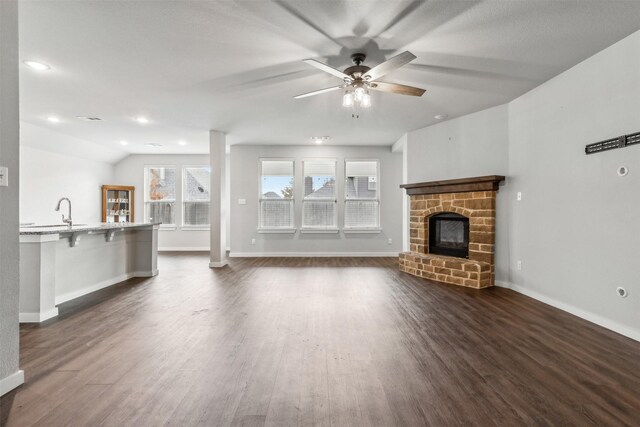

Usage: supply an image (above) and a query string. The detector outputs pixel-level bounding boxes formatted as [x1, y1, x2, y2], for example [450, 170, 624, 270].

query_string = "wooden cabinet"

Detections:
[102, 185, 135, 223]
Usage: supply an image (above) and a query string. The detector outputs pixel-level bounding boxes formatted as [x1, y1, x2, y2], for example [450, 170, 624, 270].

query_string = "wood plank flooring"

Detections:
[1, 254, 639, 426]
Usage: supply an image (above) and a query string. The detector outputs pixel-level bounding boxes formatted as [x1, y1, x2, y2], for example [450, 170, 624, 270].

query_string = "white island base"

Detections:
[19, 223, 159, 322]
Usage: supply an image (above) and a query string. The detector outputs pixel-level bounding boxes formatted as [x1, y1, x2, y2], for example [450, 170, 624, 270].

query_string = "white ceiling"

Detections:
[19, 0, 640, 156]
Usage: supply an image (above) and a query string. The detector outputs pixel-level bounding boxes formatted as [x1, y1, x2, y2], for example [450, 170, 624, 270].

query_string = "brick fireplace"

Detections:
[399, 176, 505, 289]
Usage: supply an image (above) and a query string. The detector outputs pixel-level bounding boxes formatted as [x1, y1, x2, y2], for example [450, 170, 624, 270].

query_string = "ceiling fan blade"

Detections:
[364, 51, 417, 81]
[294, 85, 343, 99]
[369, 81, 426, 97]
[303, 59, 351, 81]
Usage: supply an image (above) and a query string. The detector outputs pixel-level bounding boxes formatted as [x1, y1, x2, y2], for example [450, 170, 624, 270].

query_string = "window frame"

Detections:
[258, 158, 296, 233]
[144, 165, 177, 229]
[343, 159, 381, 233]
[181, 165, 211, 230]
[301, 158, 339, 233]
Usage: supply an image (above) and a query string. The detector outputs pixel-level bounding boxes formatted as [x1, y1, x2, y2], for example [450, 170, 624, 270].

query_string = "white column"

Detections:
[209, 130, 228, 268]
[0, 0, 24, 397]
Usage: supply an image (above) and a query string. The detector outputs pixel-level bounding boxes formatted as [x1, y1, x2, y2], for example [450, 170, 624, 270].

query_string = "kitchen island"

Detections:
[19, 222, 159, 322]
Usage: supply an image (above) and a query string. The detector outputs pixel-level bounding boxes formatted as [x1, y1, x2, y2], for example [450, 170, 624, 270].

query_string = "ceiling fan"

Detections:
[294, 51, 425, 109]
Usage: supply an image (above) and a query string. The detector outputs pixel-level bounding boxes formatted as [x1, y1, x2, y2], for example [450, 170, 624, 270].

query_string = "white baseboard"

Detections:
[209, 260, 229, 268]
[496, 281, 640, 342]
[19, 308, 59, 323]
[159, 247, 209, 251]
[229, 252, 399, 258]
[0, 370, 24, 397]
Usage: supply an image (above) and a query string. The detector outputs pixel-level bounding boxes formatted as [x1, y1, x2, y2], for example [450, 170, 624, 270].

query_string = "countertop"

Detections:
[20, 222, 160, 235]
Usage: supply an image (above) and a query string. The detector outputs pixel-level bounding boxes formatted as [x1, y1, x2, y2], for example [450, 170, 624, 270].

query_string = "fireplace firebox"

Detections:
[428, 213, 469, 258]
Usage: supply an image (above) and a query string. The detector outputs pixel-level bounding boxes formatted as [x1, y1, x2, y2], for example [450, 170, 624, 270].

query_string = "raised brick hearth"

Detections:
[399, 176, 505, 289]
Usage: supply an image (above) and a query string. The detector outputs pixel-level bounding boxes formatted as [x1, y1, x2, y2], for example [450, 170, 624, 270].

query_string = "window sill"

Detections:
[257, 228, 297, 234]
[181, 226, 210, 231]
[300, 228, 340, 234]
[159, 225, 177, 231]
[343, 228, 382, 234]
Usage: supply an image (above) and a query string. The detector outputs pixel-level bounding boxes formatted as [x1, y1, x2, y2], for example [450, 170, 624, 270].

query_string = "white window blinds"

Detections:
[345, 160, 379, 229]
[302, 160, 337, 229]
[183, 166, 211, 227]
[259, 159, 295, 229]
[144, 166, 176, 225]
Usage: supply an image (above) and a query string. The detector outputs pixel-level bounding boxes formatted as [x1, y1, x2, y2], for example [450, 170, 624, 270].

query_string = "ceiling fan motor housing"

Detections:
[343, 65, 370, 80]
[345, 53, 370, 80]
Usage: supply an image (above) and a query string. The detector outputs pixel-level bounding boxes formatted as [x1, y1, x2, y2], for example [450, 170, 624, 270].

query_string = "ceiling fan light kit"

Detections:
[295, 50, 425, 113]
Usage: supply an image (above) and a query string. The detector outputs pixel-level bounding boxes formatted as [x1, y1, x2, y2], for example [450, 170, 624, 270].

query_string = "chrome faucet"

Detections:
[55, 197, 72, 227]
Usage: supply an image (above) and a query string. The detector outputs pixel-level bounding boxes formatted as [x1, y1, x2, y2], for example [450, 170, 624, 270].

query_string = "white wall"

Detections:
[20, 145, 115, 225]
[507, 29, 640, 340]
[404, 30, 640, 341]
[115, 154, 210, 250]
[0, 0, 22, 395]
[230, 145, 402, 255]
[406, 105, 510, 282]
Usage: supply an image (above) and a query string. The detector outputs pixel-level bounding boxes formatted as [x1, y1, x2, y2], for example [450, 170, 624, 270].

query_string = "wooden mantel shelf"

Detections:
[400, 175, 505, 195]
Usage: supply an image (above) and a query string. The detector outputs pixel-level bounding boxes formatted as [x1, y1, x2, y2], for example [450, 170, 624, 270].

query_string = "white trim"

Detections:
[496, 281, 640, 342]
[209, 260, 229, 268]
[159, 247, 209, 251]
[229, 251, 399, 258]
[54, 270, 158, 306]
[300, 228, 340, 234]
[343, 228, 382, 234]
[19, 308, 59, 323]
[180, 226, 210, 231]
[0, 370, 24, 397]
[257, 228, 297, 234]
[159, 225, 177, 231]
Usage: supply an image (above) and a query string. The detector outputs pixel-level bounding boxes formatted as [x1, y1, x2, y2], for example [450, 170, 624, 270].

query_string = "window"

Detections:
[302, 159, 337, 230]
[144, 166, 176, 226]
[183, 166, 211, 227]
[259, 159, 295, 230]
[344, 160, 380, 230]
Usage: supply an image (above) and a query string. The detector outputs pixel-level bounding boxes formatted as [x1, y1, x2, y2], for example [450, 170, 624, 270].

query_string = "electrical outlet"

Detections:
[0, 167, 8, 187]
[238, 198, 246, 205]
[517, 191, 522, 201]
[516, 260, 522, 271]
[251, 238, 256, 245]
[387, 238, 393, 245]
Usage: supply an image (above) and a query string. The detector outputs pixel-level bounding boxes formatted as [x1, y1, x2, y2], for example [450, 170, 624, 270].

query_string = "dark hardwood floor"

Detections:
[1, 254, 639, 426]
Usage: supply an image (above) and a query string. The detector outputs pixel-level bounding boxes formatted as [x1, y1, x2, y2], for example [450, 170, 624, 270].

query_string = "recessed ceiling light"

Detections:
[47, 116, 60, 123]
[120, 140, 128, 146]
[434, 114, 449, 120]
[135, 117, 149, 124]
[311, 136, 330, 144]
[24, 60, 50, 71]
[178, 140, 187, 146]
[144, 143, 162, 147]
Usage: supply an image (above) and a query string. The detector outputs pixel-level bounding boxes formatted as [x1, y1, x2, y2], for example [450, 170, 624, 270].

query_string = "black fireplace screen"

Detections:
[428, 213, 469, 258]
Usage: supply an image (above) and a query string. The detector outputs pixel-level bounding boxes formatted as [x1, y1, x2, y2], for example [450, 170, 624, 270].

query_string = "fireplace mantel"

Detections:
[400, 175, 505, 196]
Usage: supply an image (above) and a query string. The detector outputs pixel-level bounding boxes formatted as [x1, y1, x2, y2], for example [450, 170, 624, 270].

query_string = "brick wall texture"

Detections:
[399, 191, 496, 289]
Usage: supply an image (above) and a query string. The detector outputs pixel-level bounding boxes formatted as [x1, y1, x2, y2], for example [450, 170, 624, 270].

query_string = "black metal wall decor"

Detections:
[586, 130, 640, 155]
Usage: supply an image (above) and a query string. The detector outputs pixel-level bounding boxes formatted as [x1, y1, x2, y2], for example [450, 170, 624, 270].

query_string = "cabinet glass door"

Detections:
[103, 186, 135, 223]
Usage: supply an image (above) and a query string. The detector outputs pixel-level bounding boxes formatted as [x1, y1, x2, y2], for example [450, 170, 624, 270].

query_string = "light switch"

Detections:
[517, 191, 522, 201]
[238, 198, 247, 205]
[0, 167, 8, 187]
